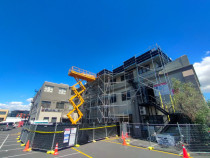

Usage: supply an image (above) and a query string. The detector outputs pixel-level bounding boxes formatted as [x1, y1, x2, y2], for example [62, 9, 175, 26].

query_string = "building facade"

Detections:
[0, 109, 9, 122]
[81, 47, 201, 125]
[9, 110, 29, 118]
[30, 47, 201, 126]
[30, 81, 73, 123]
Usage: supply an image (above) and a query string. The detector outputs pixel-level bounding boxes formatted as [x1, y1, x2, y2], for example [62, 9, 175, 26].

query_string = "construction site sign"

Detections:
[156, 134, 175, 146]
[69, 128, 77, 146]
[63, 128, 71, 143]
[153, 82, 170, 96]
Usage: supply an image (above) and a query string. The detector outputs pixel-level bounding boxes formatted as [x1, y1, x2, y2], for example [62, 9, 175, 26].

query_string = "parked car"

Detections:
[7, 122, 14, 130]
[0, 122, 8, 131]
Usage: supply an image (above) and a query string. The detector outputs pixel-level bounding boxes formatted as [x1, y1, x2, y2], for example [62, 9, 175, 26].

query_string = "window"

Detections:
[71, 90, 74, 95]
[121, 91, 131, 101]
[56, 102, 64, 109]
[98, 100, 102, 105]
[44, 85, 54, 93]
[51, 117, 57, 123]
[138, 68, 143, 74]
[121, 91, 127, 101]
[41, 101, 51, 108]
[58, 88, 67, 95]
[110, 94, 117, 103]
[145, 65, 150, 72]
[138, 65, 150, 74]
[125, 72, 133, 80]
[0, 111, 6, 115]
[127, 90, 131, 100]
[121, 75, 124, 81]
[43, 117, 49, 121]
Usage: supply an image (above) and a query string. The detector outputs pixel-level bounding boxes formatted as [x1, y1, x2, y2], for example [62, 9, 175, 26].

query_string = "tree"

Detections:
[172, 78, 210, 125]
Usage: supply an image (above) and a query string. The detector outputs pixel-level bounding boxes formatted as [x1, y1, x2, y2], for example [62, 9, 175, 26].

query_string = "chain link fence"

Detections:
[20, 123, 118, 151]
[77, 123, 118, 144]
[120, 123, 210, 154]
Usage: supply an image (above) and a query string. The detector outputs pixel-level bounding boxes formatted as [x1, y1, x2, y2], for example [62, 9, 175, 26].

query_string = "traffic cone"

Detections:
[23, 140, 30, 152]
[182, 145, 190, 158]
[53, 143, 59, 155]
[125, 132, 129, 138]
[122, 137, 127, 146]
[121, 131, 124, 139]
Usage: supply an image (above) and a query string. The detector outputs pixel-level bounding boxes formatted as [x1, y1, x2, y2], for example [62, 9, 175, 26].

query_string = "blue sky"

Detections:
[0, 0, 210, 110]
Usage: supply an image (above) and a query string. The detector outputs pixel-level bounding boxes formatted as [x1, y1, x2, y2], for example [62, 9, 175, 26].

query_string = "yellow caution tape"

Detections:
[79, 125, 117, 131]
[23, 128, 64, 134]
[22, 124, 116, 133]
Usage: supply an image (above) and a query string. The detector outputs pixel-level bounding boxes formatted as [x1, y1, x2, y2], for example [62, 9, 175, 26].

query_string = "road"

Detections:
[0, 128, 209, 158]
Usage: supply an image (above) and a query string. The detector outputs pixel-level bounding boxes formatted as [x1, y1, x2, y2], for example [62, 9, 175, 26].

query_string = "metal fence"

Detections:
[77, 123, 118, 144]
[121, 123, 210, 154]
[20, 123, 78, 151]
[20, 123, 118, 151]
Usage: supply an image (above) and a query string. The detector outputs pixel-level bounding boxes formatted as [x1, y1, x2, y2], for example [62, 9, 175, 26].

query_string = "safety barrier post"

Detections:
[105, 123, 108, 139]
[93, 122, 96, 142]
[51, 123, 57, 151]
[147, 122, 151, 146]
[30, 124, 37, 149]
[188, 124, 191, 145]
[177, 123, 183, 143]
[75, 125, 80, 147]
[147, 123, 154, 150]
[25, 124, 32, 144]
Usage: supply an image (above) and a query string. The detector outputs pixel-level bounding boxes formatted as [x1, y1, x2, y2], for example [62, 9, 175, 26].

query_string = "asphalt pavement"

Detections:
[0, 128, 209, 158]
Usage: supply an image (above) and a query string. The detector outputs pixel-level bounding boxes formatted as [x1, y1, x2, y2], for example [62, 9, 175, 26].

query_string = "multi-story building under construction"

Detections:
[81, 47, 200, 126]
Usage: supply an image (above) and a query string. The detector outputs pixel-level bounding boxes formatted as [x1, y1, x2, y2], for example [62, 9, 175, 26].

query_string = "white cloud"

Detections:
[194, 56, 210, 93]
[26, 98, 33, 102]
[9, 102, 23, 105]
[205, 51, 210, 55]
[0, 98, 32, 111]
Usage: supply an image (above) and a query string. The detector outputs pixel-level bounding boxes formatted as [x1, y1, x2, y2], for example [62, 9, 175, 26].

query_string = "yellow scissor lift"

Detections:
[67, 66, 96, 124]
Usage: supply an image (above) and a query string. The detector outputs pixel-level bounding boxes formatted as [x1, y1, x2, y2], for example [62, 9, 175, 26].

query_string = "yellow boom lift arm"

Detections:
[67, 66, 96, 124]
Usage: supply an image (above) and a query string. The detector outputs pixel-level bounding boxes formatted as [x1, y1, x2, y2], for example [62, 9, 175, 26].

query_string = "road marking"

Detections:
[72, 147, 93, 158]
[103, 140, 180, 157]
[55, 152, 79, 157]
[103, 140, 122, 145]
[2, 152, 38, 158]
[101, 137, 119, 141]
[0, 148, 23, 152]
[0, 134, 9, 149]
[11, 132, 21, 136]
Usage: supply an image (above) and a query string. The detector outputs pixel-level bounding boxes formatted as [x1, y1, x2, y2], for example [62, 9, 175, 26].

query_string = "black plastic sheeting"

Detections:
[20, 123, 118, 151]
[20, 124, 78, 151]
[77, 123, 118, 144]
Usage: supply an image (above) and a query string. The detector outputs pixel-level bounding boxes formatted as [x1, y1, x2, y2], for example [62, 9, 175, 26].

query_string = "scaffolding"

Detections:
[81, 45, 176, 125]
